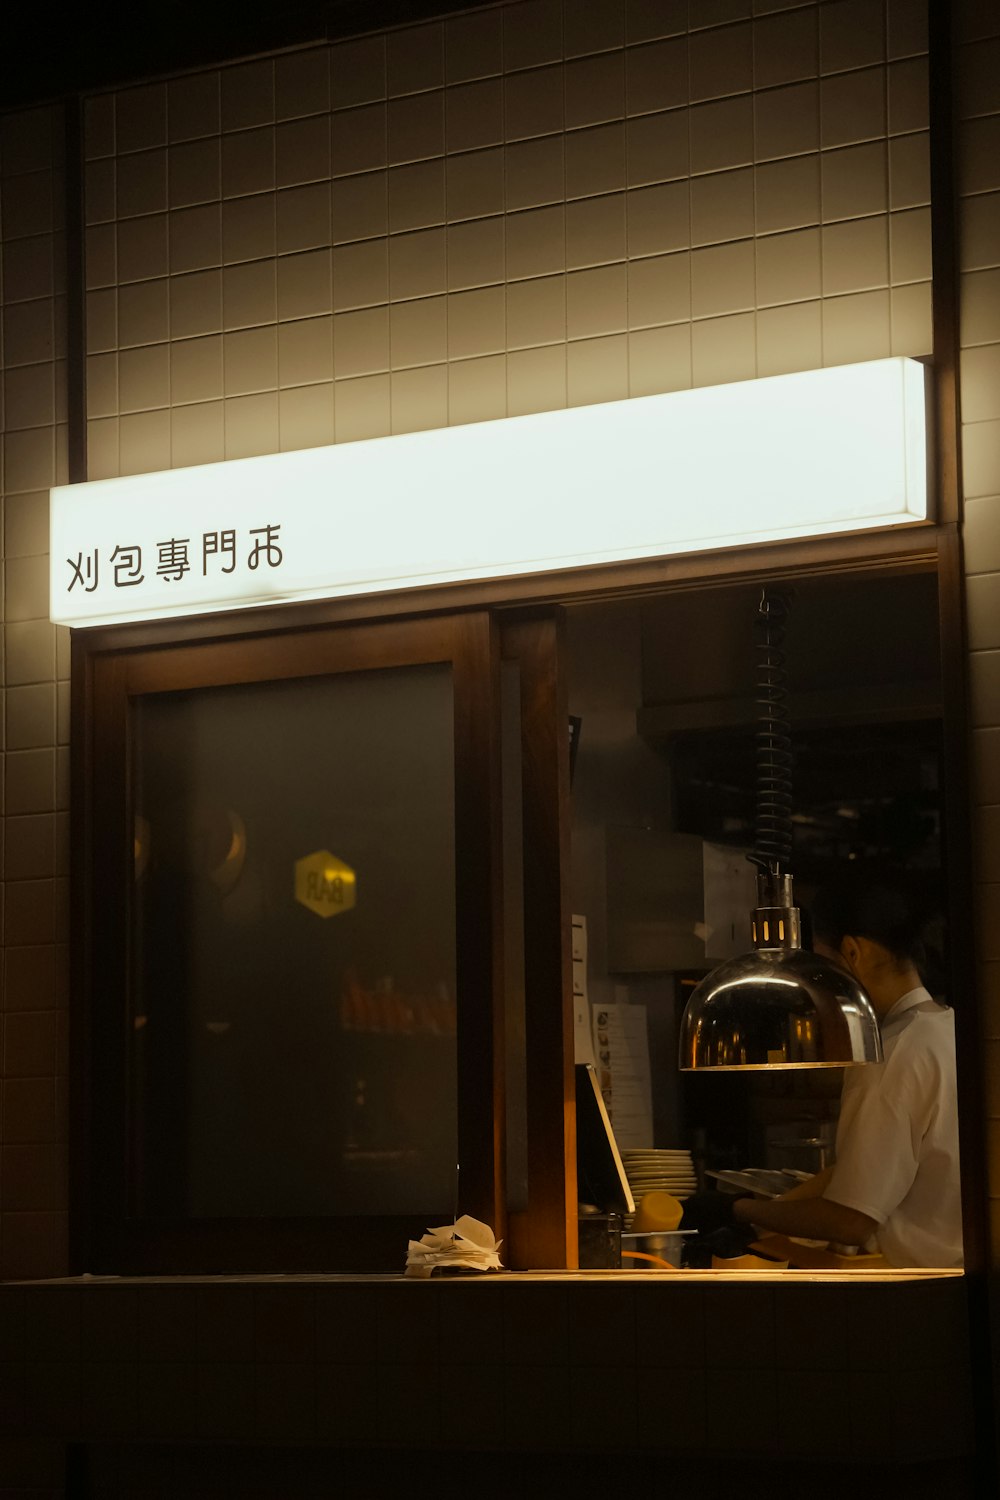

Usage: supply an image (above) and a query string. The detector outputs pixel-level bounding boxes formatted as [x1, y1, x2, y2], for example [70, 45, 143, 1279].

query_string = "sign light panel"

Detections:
[50, 357, 929, 628]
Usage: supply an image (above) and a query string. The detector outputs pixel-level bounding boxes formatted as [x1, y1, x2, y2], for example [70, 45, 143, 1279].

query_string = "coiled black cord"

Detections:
[750, 587, 793, 874]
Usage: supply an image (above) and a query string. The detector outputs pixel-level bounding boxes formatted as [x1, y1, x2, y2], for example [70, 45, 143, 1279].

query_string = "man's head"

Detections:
[809, 876, 927, 1015]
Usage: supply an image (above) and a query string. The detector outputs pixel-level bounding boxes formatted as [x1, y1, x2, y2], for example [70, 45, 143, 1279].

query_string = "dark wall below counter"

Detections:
[0, 1274, 979, 1491]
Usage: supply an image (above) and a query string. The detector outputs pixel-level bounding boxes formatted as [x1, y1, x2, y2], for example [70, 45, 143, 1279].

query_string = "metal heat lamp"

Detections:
[678, 588, 882, 1071]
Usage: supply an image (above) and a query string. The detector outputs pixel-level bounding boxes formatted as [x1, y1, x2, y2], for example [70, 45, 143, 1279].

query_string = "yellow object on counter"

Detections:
[632, 1190, 684, 1233]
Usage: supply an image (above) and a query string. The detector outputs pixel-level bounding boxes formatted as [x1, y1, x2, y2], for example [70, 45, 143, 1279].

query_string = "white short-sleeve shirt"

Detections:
[824, 986, 963, 1268]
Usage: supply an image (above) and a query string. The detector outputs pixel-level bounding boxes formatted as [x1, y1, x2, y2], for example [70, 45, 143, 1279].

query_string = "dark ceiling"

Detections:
[2, 0, 485, 109]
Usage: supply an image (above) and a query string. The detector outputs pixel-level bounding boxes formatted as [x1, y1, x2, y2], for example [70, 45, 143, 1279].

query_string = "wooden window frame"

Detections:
[71, 609, 506, 1274]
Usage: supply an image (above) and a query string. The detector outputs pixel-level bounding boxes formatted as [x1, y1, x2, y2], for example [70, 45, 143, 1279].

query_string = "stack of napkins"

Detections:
[405, 1215, 503, 1278]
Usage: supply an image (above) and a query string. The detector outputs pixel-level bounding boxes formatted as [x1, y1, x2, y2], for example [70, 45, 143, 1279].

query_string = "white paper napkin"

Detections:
[404, 1214, 503, 1278]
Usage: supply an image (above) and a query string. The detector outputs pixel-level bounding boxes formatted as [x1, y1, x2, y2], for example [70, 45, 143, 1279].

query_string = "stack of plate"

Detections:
[622, 1149, 698, 1204]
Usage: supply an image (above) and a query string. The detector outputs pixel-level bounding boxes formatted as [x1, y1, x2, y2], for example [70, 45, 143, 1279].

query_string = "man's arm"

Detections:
[731, 1192, 879, 1248]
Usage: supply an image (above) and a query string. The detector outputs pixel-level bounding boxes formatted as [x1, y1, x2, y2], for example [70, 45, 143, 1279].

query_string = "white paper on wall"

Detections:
[591, 1000, 653, 1150]
[572, 915, 596, 1066]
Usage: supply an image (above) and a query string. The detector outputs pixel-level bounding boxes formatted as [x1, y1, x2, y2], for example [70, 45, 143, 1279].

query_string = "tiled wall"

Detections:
[0, 105, 71, 1282]
[81, 0, 932, 481]
[957, 3, 1000, 1267]
[0, 0, 939, 1284]
[0, 1276, 976, 1466]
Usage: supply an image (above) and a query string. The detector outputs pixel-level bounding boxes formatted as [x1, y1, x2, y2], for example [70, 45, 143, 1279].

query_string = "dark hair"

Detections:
[809, 874, 927, 969]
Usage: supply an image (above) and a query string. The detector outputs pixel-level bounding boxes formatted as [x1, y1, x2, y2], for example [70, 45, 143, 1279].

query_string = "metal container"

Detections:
[621, 1230, 695, 1268]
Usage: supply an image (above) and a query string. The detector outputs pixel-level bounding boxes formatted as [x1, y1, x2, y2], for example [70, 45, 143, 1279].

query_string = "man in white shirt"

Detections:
[731, 879, 963, 1268]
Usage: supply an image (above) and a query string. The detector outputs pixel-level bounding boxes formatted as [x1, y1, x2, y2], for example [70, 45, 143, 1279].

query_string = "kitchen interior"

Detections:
[566, 566, 948, 1266]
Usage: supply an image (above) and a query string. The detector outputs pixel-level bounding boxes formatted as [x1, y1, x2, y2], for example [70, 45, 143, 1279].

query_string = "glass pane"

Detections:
[129, 664, 456, 1220]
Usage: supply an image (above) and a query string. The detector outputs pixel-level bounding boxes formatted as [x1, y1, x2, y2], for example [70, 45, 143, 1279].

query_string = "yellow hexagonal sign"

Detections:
[294, 849, 357, 918]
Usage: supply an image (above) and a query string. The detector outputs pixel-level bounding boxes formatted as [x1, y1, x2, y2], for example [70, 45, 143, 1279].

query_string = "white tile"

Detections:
[821, 288, 891, 364]
[966, 573, 1000, 653]
[446, 145, 505, 221]
[970, 651, 1000, 729]
[446, 8, 502, 85]
[754, 81, 819, 162]
[223, 327, 277, 396]
[278, 383, 335, 450]
[820, 0, 885, 75]
[391, 294, 448, 367]
[333, 305, 390, 377]
[504, 64, 565, 142]
[388, 90, 444, 164]
[506, 204, 566, 280]
[566, 192, 627, 268]
[333, 238, 388, 311]
[277, 316, 334, 386]
[567, 333, 629, 407]
[119, 409, 171, 475]
[224, 391, 279, 458]
[691, 239, 755, 317]
[506, 275, 566, 349]
[756, 299, 822, 375]
[628, 321, 692, 395]
[959, 191, 1000, 273]
[960, 116, 1000, 196]
[503, 0, 563, 74]
[627, 251, 690, 327]
[565, 52, 625, 130]
[691, 21, 753, 101]
[626, 38, 689, 117]
[888, 56, 929, 135]
[388, 227, 447, 301]
[626, 109, 690, 186]
[447, 353, 507, 425]
[507, 342, 567, 416]
[691, 167, 754, 246]
[964, 33, 1000, 122]
[565, 0, 624, 59]
[754, 6, 818, 90]
[690, 96, 754, 175]
[960, 268, 1000, 348]
[756, 227, 821, 306]
[756, 153, 820, 234]
[820, 67, 886, 148]
[387, 21, 443, 97]
[889, 131, 930, 210]
[276, 49, 331, 121]
[890, 207, 931, 284]
[691, 311, 756, 386]
[567, 123, 627, 199]
[331, 36, 386, 110]
[447, 216, 505, 290]
[168, 72, 221, 143]
[889, 280, 932, 355]
[821, 216, 889, 295]
[171, 400, 225, 468]
[566, 263, 628, 338]
[390, 363, 447, 434]
[334, 372, 391, 442]
[965, 496, 1000, 576]
[222, 60, 275, 131]
[388, 159, 446, 233]
[275, 116, 331, 188]
[961, 345, 1000, 424]
[963, 420, 1000, 501]
[626, 180, 690, 257]
[822, 141, 888, 222]
[446, 78, 503, 154]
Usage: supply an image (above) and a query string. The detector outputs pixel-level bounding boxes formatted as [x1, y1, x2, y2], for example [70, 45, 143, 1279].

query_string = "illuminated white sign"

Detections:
[49, 357, 928, 628]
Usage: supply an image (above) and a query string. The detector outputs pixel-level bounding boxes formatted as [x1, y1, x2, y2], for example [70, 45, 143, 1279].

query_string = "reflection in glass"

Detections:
[129, 665, 456, 1220]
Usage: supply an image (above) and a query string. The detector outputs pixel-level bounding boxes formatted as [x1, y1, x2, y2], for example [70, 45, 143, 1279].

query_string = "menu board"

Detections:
[591, 1001, 653, 1150]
